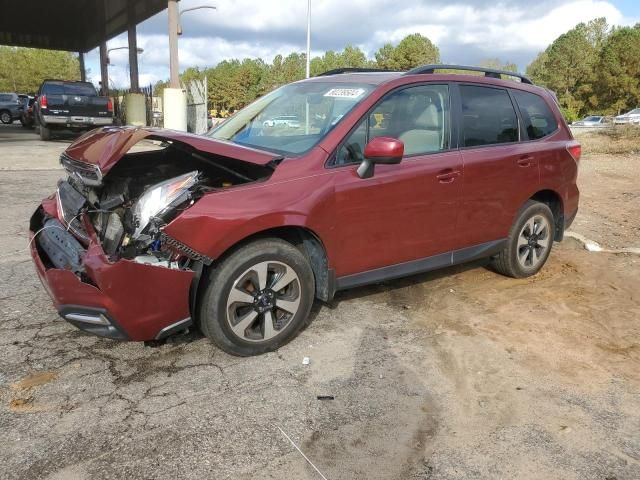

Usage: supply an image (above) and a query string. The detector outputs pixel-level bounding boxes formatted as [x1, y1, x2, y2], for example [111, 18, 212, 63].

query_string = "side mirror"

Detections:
[357, 137, 404, 179]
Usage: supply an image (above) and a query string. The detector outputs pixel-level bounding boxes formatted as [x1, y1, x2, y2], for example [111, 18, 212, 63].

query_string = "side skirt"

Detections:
[335, 239, 506, 291]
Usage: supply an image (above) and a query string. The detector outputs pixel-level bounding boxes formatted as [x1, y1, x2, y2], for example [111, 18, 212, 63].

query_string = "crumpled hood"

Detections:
[64, 126, 280, 175]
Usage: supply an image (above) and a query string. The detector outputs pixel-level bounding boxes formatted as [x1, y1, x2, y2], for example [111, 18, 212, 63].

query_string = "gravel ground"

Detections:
[0, 124, 638, 480]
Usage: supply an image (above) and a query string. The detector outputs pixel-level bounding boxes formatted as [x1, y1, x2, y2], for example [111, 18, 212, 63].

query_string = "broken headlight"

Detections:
[132, 171, 199, 238]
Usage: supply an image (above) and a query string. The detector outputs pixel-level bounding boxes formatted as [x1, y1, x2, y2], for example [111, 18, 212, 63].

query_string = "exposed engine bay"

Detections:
[54, 140, 275, 271]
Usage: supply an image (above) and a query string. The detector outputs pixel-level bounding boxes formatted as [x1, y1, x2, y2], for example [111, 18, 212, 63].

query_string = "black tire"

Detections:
[0, 110, 11, 124]
[39, 125, 51, 141]
[199, 238, 315, 356]
[491, 201, 555, 278]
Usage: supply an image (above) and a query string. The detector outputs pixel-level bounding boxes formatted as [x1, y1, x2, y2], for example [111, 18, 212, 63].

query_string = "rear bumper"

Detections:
[42, 114, 113, 127]
[30, 203, 195, 341]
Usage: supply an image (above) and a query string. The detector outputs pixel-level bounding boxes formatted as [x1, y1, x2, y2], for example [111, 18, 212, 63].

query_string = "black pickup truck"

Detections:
[34, 80, 113, 140]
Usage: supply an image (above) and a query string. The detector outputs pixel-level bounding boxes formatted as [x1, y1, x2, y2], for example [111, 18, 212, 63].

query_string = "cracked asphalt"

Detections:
[1, 124, 639, 480]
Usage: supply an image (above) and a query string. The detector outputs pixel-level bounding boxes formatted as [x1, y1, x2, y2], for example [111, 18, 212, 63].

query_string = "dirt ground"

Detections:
[0, 124, 638, 479]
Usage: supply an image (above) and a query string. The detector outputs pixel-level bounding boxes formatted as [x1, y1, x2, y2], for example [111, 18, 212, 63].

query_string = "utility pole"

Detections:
[99, 42, 109, 96]
[128, 21, 140, 91]
[305, 0, 311, 78]
[78, 52, 86, 82]
[168, 0, 180, 88]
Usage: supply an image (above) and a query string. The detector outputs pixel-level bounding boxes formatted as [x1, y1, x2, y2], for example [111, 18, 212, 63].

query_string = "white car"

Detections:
[613, 108, 640, 125]
[262, 115, 301, 128]
[572, 115, 607, 127]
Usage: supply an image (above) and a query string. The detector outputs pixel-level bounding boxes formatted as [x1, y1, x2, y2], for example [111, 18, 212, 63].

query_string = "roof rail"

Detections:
[404, 64, 533, 85]
[318, 68, 395, 76]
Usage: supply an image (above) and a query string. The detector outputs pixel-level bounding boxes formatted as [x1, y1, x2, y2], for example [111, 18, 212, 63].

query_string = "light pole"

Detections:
[166, 2, 216, 131]
[178, 6, 217, 35]
[168, 3, 217, 88]
[107, 46, 143, 66]
[305, 0, 311, 79]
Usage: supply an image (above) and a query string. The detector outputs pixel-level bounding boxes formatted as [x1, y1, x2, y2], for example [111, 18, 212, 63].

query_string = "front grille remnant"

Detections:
[60, 153, 103, 186]
[160, 232, 213, 265]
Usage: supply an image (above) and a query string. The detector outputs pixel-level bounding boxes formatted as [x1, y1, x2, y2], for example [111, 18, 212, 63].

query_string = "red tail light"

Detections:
[107, 98, 113, 113]
[40, 95, 48, 109]
[567, 144, 581, 162]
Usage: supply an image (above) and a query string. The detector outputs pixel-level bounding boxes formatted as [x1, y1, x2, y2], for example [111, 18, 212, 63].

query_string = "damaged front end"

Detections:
[30, 127, 277, 341]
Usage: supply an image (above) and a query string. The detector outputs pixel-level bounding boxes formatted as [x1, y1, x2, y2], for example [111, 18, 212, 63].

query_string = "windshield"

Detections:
[584, 116, 601, 121]
[628, 108, 640, 115]
[208, 82, 375, 155]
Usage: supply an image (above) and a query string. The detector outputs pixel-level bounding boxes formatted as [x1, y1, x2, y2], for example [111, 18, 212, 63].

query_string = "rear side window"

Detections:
[0, 94, 14, 101]
[460, 85, 518, 147]
[42, 83, 65, 95]
[43, 82, 97, 96]
[513, 90, 558, 140]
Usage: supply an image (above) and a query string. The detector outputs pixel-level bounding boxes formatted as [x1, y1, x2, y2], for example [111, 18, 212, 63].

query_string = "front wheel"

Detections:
[199, 239, 315, 356]
[491, 201, 555, 278]
[0, 110, 11, 124]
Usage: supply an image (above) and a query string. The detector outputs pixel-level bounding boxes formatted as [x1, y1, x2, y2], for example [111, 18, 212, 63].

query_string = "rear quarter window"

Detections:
[513, 90, 558, 140]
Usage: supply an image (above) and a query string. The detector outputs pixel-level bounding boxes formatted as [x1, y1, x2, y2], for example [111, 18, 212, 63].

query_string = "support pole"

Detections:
[305, 0, 311, 79]
[99, 42, 109, 96]
[78, 52, 86, 82]
[168, 0, 180, 88]
[128, 23, 139, 92]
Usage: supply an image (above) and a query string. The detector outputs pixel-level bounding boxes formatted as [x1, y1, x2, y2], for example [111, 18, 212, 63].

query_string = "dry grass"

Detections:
[575, 126, 640, 155]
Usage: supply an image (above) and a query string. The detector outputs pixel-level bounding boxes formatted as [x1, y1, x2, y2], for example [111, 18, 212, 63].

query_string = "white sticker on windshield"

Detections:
[324, 88, 366, 99]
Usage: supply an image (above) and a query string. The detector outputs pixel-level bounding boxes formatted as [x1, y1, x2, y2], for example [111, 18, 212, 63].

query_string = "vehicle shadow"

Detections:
[0, 123, 78, 143]
[160, 260, 493, 347]
[328, 258, 493, 308]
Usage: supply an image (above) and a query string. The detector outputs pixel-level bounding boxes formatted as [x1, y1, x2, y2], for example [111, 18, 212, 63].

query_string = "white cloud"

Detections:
[84, 0, 635, 88]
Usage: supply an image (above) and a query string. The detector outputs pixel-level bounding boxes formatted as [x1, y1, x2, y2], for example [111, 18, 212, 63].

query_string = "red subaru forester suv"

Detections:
[30, 65, 580, 356]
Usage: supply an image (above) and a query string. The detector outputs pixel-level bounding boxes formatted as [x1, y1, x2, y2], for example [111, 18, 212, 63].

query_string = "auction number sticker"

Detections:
[324, 88, 366, 99]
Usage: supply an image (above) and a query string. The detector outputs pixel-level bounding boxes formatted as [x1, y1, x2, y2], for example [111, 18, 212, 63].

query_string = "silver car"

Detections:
[614, 108, 640, 125]
[572, 115, 607, 127]
[0, 92, 22, 124]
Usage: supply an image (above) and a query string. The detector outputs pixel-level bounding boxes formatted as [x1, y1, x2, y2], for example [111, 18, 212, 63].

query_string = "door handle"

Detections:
[517, 156, 534, 167]
[436, 170, 460, 183]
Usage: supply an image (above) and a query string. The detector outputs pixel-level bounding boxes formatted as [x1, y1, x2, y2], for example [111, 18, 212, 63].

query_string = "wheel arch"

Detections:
[195, 225, 333, 309]
[529, 189, 564, 240]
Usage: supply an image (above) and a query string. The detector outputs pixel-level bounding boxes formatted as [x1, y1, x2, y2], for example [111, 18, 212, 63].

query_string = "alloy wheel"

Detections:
[0, 112, 10, 124]
[516, 214, 551, 268]
[225, 261, 301, 343]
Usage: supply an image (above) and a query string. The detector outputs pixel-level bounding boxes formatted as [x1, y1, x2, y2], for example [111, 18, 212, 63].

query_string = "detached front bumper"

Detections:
[29, 200, 195, 341]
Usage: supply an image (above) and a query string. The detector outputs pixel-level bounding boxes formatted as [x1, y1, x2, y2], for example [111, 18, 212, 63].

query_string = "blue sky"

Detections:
[85, 0, 639, 88]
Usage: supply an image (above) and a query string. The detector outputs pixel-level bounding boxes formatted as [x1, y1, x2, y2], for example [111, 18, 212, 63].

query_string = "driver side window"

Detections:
[335, 84, 450, 166]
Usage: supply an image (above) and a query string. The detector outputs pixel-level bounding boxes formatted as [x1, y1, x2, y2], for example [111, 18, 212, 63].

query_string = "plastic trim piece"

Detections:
[335, 239, 506, 290]
[155, 317, 193, 340]
[58, 305, 129, 340]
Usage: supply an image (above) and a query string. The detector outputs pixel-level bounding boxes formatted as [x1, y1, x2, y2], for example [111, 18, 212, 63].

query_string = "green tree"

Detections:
[527, 17, 610, 119]
[310, 45, 370, 76]
[375, 33, 440, 70]
[478, 58, 517, 72]
[0, 47, 80, 93]
[595, 25, 640, 114]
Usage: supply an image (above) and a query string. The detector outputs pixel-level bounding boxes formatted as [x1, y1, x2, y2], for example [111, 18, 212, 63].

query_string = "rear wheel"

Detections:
[491, 201, 554, 278]
[199, 239, 315, 356]
[0, 110, 11, 124]
[39, 125, 51, 141]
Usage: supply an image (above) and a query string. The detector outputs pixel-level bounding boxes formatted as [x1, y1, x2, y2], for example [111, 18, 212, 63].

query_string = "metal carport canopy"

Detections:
[0, 0, 165, 52]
